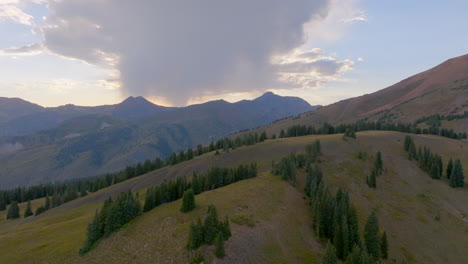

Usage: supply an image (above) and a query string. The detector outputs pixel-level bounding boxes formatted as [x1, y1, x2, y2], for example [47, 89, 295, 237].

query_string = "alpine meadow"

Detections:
[0, 1, 467, 264]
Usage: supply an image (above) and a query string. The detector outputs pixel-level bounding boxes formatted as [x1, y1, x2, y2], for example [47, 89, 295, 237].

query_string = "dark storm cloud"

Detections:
[41, 0, 331, 104]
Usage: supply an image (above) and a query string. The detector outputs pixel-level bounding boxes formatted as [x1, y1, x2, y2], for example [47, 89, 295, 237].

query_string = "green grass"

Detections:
[231, 213, 255, 227]
[0, 131, 467, 263]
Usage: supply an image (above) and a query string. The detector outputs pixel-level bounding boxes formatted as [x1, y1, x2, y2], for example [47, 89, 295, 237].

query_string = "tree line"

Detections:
[277, 120, 466, 140]
[404, 136, 464, 187]
[143, 163, 257, 213]
[0, 129, 266, 214]
[79, 162, 257, 255]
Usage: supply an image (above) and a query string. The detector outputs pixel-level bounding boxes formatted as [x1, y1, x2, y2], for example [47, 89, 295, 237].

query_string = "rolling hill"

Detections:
[0, 131, 466, 263]
[254, 54, 468, 135]
[0, 92, 319, 188]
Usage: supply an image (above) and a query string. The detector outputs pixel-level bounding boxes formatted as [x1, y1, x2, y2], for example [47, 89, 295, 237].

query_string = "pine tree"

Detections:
[214, 232, 225, 258]
[221, 215, 232, 240]
[79, 210, 102, 255]
[180, 189, 196, 213]
[345, 245, 362, 264]
[187, 221, 203, 250]
[0, 196, 6, 211]
[380, 231, 388, 259]
[374, 151, 383, 175]
[24, 200, 33, 218]
[203, 205, 219, 244]
[45, 195, 50, 210]
[450, 159, 464, 187]
[367, 169, 377, 188]
[364, 211, 380, 260]
[322, 242, 338, 264]
[446, 158, 453, 179]
[6, 201, 20, 219]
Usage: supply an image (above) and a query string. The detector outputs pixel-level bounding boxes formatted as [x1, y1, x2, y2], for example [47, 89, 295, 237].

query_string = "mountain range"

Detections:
[0, 92, 319, 188]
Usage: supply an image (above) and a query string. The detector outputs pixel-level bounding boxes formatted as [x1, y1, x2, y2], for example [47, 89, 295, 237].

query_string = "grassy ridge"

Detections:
[0, 131, 466, 263]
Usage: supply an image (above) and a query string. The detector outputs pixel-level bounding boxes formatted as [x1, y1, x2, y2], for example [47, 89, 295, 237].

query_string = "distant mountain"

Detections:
[258, 54, 468, 134]
[0, 92, 318, 187]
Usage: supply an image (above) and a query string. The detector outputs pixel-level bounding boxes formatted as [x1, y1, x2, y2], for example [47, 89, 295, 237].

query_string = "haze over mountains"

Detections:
[0, 92, 318, 188]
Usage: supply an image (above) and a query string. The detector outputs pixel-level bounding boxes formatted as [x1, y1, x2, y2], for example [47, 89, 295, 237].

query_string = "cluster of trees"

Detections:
[143, 163, 258, 213]
[404, 136, 464, 187]
[414, 112, 468, 139]
[180, 189, 196, 213]
[277, 120, 466, 140]
[79, 163, 256, 255]
[446, 158, 465, 188]
[343, 127, 357, 139]
[272, 144, 388, 263]
[307, 166, 388, 263]
[272, 140, 322, 184]
[79, 191, 142, 255]
[367, 152, 383, 188]
[186, 205, 231, 259]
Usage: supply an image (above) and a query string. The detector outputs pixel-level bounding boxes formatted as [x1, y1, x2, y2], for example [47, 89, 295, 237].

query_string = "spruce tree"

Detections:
[364, 211, 380, 260]
[374, 151, 383, 175]
[450, 159, 464, 187]
[203, 205, 219, 244]
[322, 242, 338, 264]
[6, 201, 20, 219]
[214, 232, 225, 258]
[367, 170, 377, 188]
[180, 189, 196, 213]
[0, 196, 6, 211]
[345, 245, 361, 264]
[45, 195, 50, 210]
[446, 158, 453, 179]
[381, 231, 388, 259]
[24, 200, 33, 218]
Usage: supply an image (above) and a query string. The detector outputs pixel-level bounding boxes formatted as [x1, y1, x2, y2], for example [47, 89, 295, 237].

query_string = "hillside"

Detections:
[0, 92, 318, 188]
[0, 131, 466, 263]
[257, 54, 468, 135]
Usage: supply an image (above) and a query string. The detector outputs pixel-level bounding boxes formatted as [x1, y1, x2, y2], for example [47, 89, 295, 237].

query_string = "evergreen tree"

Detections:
[345, 245, 362, 264]
[35, 206, 47, 216]
[446, 158, 453, 179]
[24, 200, 33, 218]
[203, 205, 219, 244]
[0, 196, 6, 211]
[187, 220, 203, 250]
[180, 189, 196, 213]
[381, 231, 388, 259]
[6, 201, 20, 219]
[45, 195, 50, 210]
[221, 215, 232, 240]
[79, 210, 102, 255]
[214, 232, 225, 258]
[367, 169, 377, 188]
[374, 151, 383, 175]
[322, 242, 338, 264]
[364, 211, 380, 260]
[450, 159, 464, 187]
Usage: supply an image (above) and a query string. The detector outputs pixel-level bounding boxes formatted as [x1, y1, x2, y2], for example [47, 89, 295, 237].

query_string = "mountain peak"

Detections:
[121, 96, 153, 105]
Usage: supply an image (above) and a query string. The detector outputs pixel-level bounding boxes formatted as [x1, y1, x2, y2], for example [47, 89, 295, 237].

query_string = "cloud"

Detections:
[32, 0, 340, 105]
[0, 43, 44, 55]
[3, 0, 363, 105]
[0, 0, 34, 26]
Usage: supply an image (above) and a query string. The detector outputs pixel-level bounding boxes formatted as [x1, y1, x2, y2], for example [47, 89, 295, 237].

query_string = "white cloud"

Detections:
[0, 2, 34, 26]
[0, 42, 44, 55]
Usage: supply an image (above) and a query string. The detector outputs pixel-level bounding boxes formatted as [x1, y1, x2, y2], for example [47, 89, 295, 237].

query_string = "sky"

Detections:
[0, 0, 467, 107]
